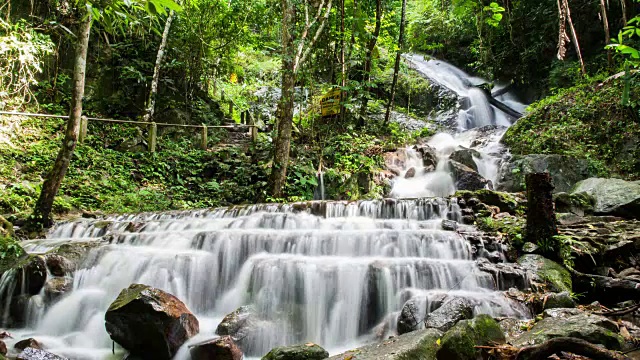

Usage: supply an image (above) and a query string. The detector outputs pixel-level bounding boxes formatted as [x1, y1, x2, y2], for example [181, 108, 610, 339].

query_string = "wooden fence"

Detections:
[0, 111, 258, 152]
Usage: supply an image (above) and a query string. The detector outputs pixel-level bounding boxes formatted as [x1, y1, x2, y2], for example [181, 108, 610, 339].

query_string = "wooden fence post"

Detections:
[249, 113, 258, 143]
[79, 115, 88, 143]
[148, 122, 157, 152]
[201, 125, 208, 150]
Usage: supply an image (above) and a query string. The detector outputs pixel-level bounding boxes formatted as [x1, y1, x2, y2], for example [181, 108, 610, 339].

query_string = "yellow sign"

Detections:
[320, 88, 342, 117]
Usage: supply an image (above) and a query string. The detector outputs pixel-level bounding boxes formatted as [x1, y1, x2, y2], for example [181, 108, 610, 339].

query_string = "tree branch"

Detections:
[295, 0, 333, 72]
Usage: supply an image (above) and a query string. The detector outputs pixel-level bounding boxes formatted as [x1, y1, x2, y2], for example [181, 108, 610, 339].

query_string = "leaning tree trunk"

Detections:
[269, 0, 296, 198]
[525, 172, 560, 261]
[359, 0, 382, 125]
[31, 12, 92, 229]
[142, 10, 175, 122]
[384, 0, 407, 125]
[600, 0, 612, 67]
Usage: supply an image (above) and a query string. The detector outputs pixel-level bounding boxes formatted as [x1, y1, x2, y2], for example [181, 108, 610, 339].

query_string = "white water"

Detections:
[391, 55, 527, 198]
[1, 199, 530, 359]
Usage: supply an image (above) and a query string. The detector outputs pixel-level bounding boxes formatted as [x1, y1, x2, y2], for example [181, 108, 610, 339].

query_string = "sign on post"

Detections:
[320, 88, 341, 117]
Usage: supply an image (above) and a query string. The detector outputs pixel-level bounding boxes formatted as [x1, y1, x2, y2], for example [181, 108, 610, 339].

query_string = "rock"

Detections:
[541, 307, 583, 319]
[328, 328, 442, 360]
[190, 336, 243, 360]
[476, 258, 530, 290]
[511, 313, 624, 350]
[262, 343, 328, 360]
[16, 348, 68, 360]
[521, 242, 539, 254]
[441, 219, 457, 231]
[541, 291, 576, 310]
[571, 178, 640, 219]
[44, 255, 73, 277]
[15, 338, 42, 351]
[216, 305, 256, 339]
[397, 300, 422, 335]
[383, 151, 407, 176]
[517, 255, 572, 293]
[0, 340, 5, 355]
[499, 318, 528, 342]
[554, 192, 595, 216]
[450, 161, 490, 191]
[456, 190, 521, 214]
[414, 144, 438, 168]
[497, 154, 596, 193]
[104, 284, 199, 360]
[450, 148, 480, 172]
[424, 297, 474, 332]
[436, 315, 505, 360]
[15, 256, 47, 296]
[44, 277, 72, 302]
[405, 167, 416, 179]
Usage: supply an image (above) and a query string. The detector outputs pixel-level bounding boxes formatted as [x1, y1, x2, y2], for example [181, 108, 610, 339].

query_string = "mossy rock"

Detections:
[436, 315, 505, 360]
[455, 190, 521, 214]
[554, 191, 595, 216]
[262, 343, 328, 360]
[517, 254, 572, 293]
[328, 328, 442, 360]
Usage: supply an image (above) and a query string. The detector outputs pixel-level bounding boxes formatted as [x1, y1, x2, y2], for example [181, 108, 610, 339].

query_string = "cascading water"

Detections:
[390, 55, 528, 198]
[1, 199, 530, 359]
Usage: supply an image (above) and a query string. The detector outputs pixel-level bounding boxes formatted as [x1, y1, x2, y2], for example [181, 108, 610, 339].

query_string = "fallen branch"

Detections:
[594, 303, 640, 317]
[515, 337, 628, 360]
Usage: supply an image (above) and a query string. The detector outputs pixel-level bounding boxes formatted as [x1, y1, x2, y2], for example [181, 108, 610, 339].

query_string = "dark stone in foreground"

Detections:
[262, 343, 328, 360]
[104, 284, 199, 360]
[15, 338, 42, 351]
[437, 315, 505, 360]
[16, 348, 68, 360]
[328, 328, 442, 360]
[190, 336, 243, 360]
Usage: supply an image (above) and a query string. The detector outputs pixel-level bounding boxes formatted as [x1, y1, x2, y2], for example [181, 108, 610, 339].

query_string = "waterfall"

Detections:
[1, 199, 530, 359]
[390, 55, 528, 198]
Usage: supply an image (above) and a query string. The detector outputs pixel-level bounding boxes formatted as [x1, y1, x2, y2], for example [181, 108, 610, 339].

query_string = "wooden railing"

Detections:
[0, 111, 258, 152]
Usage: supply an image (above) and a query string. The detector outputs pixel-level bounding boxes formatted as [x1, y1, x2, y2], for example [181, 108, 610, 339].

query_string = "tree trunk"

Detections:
[620, 0, 627, 26]
[525, 172, 559, 261]
[384, 0, 407, 125]
[600, 0, 612, 67]
[269, 0, 296, 198]
[31, 12, 92, 228]
[340, 0, 346, 122]
[142, 10, 175, 122]
[359, 0, 382, 125]
[563, 0, 586, 75]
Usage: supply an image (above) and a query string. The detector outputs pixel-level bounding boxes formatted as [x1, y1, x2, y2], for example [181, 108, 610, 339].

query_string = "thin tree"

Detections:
[142, 9, 176, 122]
[556, 0, 586, 75]
[359, 0, 382, 123]
[31, 9, 92, 228]
[384, 0, 408, 124]
[600, 0, 612, 67]
[270, 0, 333, 198]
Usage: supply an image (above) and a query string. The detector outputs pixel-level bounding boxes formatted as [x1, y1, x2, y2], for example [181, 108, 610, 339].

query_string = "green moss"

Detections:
[455, 189, 523, 214]
[262, 344, 328, 360]
[502, 79, 640, 179]
[437, 315, 504, 360]
[517, 255, 572, 293]
[107, 284, 149, 311]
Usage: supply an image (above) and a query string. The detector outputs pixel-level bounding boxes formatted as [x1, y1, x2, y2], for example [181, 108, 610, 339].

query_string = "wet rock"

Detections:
[441, 219, 457, 231]
[14, 256, 47, 296]
[477, 258, 530, 290]
[450, 147, 480, 172]
[44, 277, 72, 302]
[517, 254, 572, 293]
[414, 144, 438, 168]
[424, 297, 474, 332]
[462, 215, 475, 224]
[16, 347, 68, 360]
[542, 307, 583, 319]
[512, 313, 624, 350]
[437, 315, 505, 360]
[455, 189, 521, 214]
[397, 300, 422, 335]
[44, 255, 73, 277]
[0, 340, 5, 356]
[571, 178, 640, 219]
[383, 151, 407, 176]
[262, 343, 328, 360]
[497, 154, 596, 193]
[15, 338, 42, 351]
[104, 283, 199, 360]
[541, 291, 576, 310]
[405, 167, 416, 179]
[499, 318, 528, 342]
[450, 161, 491, 191]
[328, 328, 442, 360]
[521, 242, 539, 254]
[48, 241, 106, 271]
[216, 305, 256, 339]
[554, 191, 595, 216]
[190, 336, 243, 360]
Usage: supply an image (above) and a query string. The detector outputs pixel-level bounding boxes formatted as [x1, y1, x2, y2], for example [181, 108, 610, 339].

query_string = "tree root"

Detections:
[515, 337, 628, 360]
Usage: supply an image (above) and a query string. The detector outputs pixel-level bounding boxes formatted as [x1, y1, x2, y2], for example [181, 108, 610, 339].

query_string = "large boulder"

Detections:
[511, 313, 624, 350]
[450, 161, 491, 191]
[190, 336, 243, 360]
[44, 255, 73, 277]
[571, 178, 640, 219]
[328, 328, 442, 360]
[216, 305, 256, 339]
[43, 277, 72, 303]
[436, 315, 505, 360]
[13, 256, 47, 296]
[414, 144, 438, 168]
[497, 154, 596, 193]
[450, 148, 480, 172]
[104, 284, 199, 360]
[517, 255, 572, 293]
[262, 343, 328, 360]
[16, 348, 68, 360]
[397, 299, 422, 335]
[476, 258, 530, 290]
[540, 291, 576, 310]
[424, 297, 474, 332]
[554, 191, 596, 216]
